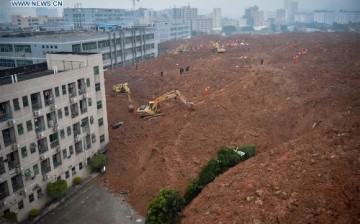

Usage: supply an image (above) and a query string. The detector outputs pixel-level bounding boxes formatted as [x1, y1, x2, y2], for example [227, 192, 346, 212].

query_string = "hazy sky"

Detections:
[63, 0, 360, 17]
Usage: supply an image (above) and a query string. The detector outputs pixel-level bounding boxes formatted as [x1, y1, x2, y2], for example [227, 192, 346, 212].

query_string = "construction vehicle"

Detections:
[112, 83, 134, 112]
[209, 41, 226, 53]
[137, 90, 194, 117]
[172, 43, 189, 54]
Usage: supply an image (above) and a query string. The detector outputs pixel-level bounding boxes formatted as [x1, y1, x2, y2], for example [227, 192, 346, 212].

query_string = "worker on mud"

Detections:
[185, 66, 190, 72]
[160, 71, 163, 78]
[203, 87, 209, 95]
[260, 58, 264, 65]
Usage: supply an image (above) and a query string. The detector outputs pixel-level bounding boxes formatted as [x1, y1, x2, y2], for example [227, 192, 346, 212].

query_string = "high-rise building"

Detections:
[244, 6, 259, 26]
[283, 0, 298, 23]
[153, 20, 191, 43]
[212, 8, 222, 30]
[276, 9, 287, 25]
[192, 15, 213, 33]
[294, 13, 314, 24]
[172, 6, 198, 21]
[0, 52, 109, 222]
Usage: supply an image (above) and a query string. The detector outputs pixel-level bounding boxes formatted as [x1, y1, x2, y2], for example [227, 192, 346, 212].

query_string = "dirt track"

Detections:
[101, 32, 360, 223]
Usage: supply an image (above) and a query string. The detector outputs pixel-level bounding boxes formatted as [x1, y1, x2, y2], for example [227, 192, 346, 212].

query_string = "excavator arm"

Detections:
[137, 90, 194, 117]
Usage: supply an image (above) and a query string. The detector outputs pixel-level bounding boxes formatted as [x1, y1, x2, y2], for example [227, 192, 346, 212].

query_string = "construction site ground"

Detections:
[101, 32, 360, 223]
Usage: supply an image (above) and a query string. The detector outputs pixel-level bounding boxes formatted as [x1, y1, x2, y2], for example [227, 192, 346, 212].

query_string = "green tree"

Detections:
[146, 188, 185, 224]
[184, 179, 202, 205]
[90, 153, 106, 172]
[221, 25, 237, 35]
[46, 180, 68, 200]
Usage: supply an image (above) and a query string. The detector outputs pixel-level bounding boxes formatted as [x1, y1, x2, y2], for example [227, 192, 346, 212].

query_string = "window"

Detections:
[58, 109, 62, 119]
[63, 149, 67, 159]
[17, 123, 24, 135]
[69, 145, 74, 155]
[29, 193, 35, 203]
[26, 120, 32, 132]
[15, 44, 31, 53]
[98, 118, 103, 127]
[18, 200, 24, 210]
[93, 66, 99, 75]
[86, 78, 90, 88]
[71, 167, 76, 175]
[62, 85, 67, 95]
[33, 164, 39, 175]
[22, 96, 29, 107]
[60, 129, 65, 139]
[97, 101, 102, 109]
[37, 188, 43, 198]
[95, 83, 101, 92]
[79, 162, 83, 170]
[30, 143, 36, 154]
[100, 134, 105, 143]
[64, 106, 69, 116]
[67, 126, 71, 136]
[0, 44, 13, 52]
[21, 146, 27, 158]
[88, 98, 92, 107]
[65, 171, 70, 179]
[55, 87, 60, 97]
[13, 98, 20, 111]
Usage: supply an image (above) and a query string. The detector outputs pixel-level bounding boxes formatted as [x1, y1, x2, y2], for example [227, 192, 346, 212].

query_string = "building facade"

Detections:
[212, 8, 222, 30]
[314, 10, 336, 25]
[0, 28, 158, 69]
[0, 52, 109, 222]
[338, 10, 360, 24]
[192, 16, 213, 33]
[63, 8, 131, 29]
[153, 20, 191, 43]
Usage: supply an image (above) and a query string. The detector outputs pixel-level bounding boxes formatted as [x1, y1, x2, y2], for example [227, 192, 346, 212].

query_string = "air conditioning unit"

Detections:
[37, 132, 44, 139]
[70, 97, 77, 104]
[33, 110, 41, 116]
[16, 166, 23, 174]
[83, 93, 89, 99]
[53, 124, 59, 132]
[8, 119, 15, 126]
[19, 188, 28, 196]
[75, 135, 81, 142]
[40, 154, 47, 160]
[12, 144, 20, 150]
[0, 201, 7, 207]
[50, 105, 58, 111]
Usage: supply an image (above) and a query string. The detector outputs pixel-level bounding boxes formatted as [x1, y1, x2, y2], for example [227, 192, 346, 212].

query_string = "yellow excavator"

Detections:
[172, 43, 189, 54]
[209, 41, 226, 53]
[137, 90, 194, 117]
[112, 83, 134, 112]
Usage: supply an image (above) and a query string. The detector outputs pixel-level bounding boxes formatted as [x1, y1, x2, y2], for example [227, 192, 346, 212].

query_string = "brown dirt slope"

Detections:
[101, 32, 360, 223]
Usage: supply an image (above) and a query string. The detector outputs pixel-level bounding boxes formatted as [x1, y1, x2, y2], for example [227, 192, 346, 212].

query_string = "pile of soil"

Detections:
[101, 32, 360, 223]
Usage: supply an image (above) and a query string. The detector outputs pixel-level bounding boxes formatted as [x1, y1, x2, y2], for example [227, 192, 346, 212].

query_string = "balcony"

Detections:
[38, 145, 49, 154]
[7, 160, 20, 170]
[45, 98, 55, 107]
[0, 112, 12, 122]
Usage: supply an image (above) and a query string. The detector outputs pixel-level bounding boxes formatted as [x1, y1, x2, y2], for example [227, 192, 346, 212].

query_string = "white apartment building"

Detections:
[0, 52, 109, 222]
[314, 10, 336, 25]
[0, 28, 158, 69]
[212, 8, 222, 30]
[153, 20, 191, 43]
[338, 10, 360, 24]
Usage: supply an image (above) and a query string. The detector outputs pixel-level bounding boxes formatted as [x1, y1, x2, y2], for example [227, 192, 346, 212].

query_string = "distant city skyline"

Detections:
[62, 0, 360, 18]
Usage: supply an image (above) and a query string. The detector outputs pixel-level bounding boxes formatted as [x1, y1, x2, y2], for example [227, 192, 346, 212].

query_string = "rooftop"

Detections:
[0, 63, 52, 86]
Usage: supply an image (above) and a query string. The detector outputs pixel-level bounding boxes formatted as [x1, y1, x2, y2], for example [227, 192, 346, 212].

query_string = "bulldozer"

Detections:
[137, 90, 194, 118]
[172, 43, 189, 54]
[209, 41, 226, 53]
[112, 83, 134, 112]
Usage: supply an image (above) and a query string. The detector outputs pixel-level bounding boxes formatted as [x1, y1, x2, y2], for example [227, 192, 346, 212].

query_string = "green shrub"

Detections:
[198, 159, 222, 187]
[146, 188, 185, 224]
[184, 179, 202, 205]
[29, 208, 40, 218]
[236, 145, 256, 160]
[218, 148, 243, 172]
[73, 176, 82, 185]
[90, 154, 106, 172]
[2, 211, 17, 222]
[47, 179, 68, 200]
